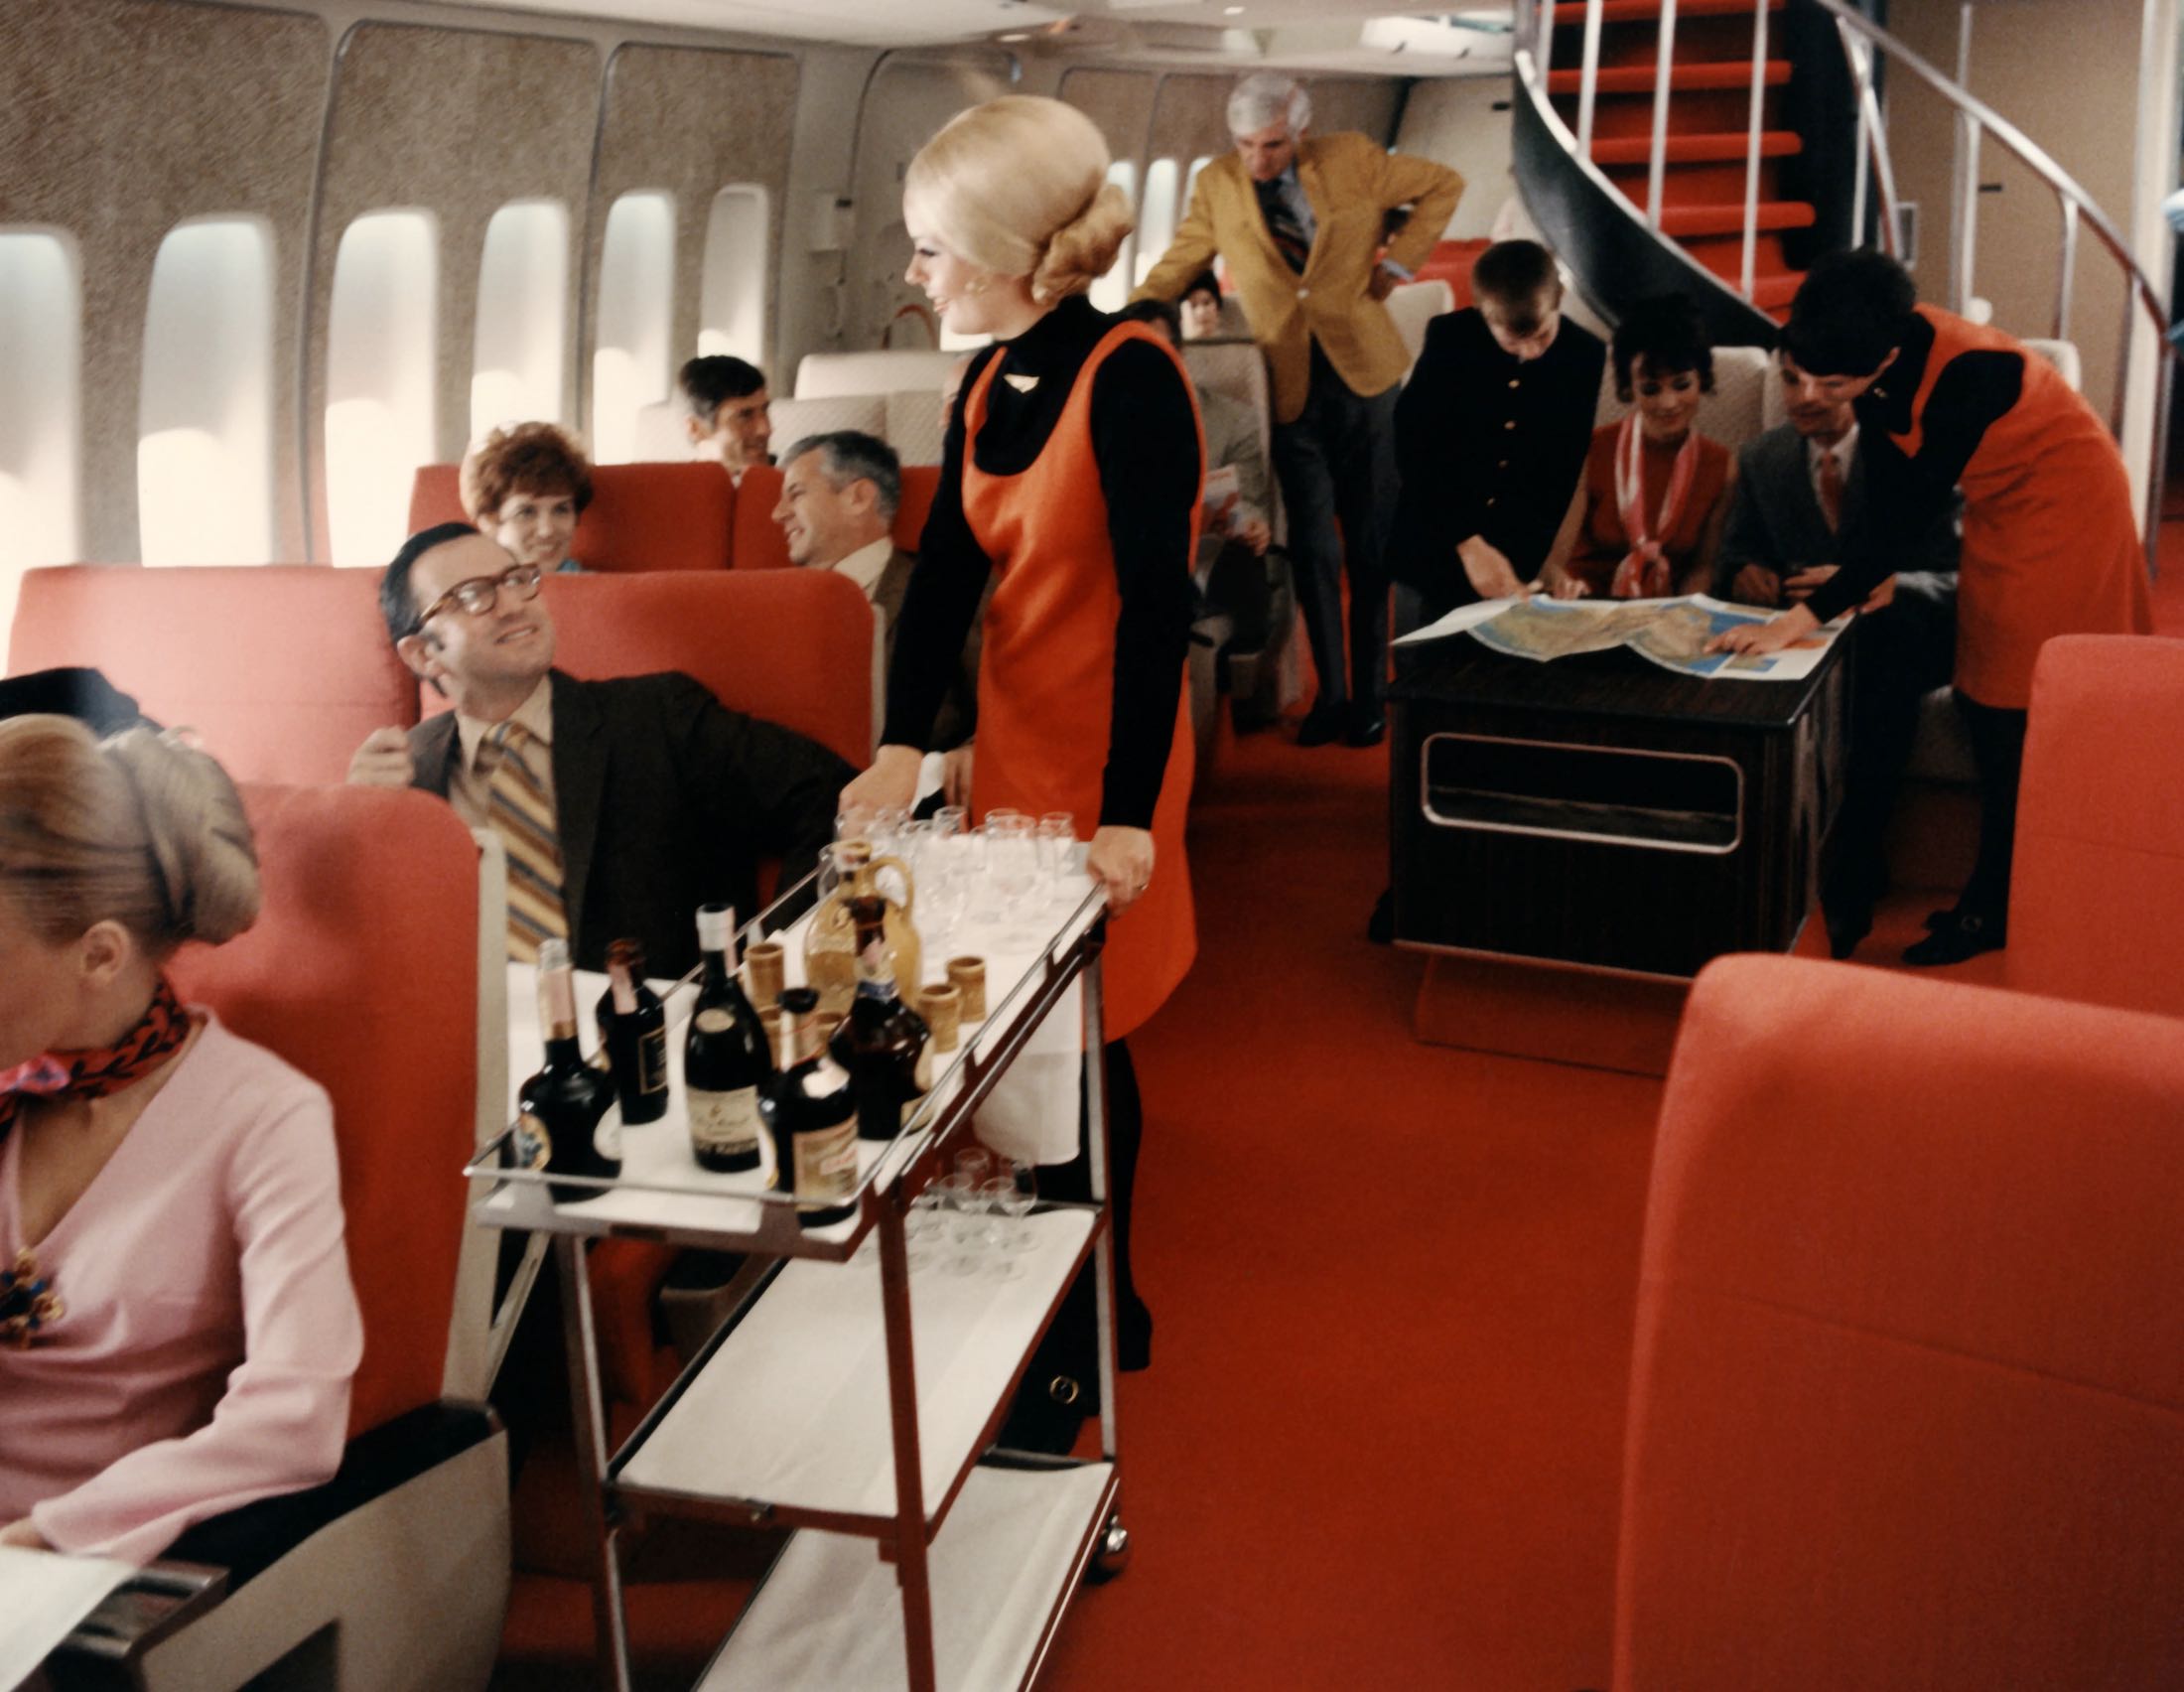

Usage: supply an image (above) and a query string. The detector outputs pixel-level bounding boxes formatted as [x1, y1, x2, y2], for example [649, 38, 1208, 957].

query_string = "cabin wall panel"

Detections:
[1396, 76, 1514, 240]
[0, 0, 326, 564]
[1150, 72, 1246, 166]
[846, 53, 1016, 353]
[1061, 67, 1158, 170]
[310, 22, 597, 556]
[590, 44, 799, 435]
[771, 44, 882, 379]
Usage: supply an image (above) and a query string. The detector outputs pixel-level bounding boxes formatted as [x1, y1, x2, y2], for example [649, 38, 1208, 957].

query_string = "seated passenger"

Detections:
[1388, 237, 1606, 615]
[1548, 294, 1733, 601]
[346, 524, 852, 973]
[0, 718, 360, 1563]
[772, 430, 978, 757]
[461, 422, 592, 575]
[679, 354, 774, 483]
[1716, 360, 1960, 958]
[1178, 269, 1227, 341]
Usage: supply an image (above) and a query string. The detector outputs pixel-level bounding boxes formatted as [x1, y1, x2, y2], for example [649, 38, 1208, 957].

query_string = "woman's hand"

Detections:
[1706, 602, 1821, 656]
[0, 1517, 53, 1549]
[1086, 825, 1156, 916]
[1538, 559, 1590, 601]
[1456, 534, 1524, 601]
[840, 745, 921, 819]
[940, 743, 975, 808]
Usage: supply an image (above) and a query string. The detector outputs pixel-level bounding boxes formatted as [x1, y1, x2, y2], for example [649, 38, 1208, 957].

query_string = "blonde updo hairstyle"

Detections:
[0, 715, 260, 959]
[903, 96, 1136, 307]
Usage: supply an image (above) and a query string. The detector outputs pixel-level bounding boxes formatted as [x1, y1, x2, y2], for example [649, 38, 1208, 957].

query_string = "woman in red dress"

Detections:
[1711, 251, 2152, 962]
[840, 95, 1201, 1436]
[1549, 293, 1735, 601]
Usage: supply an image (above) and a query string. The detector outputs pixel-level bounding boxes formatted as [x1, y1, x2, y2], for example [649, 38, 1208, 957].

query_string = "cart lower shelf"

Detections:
[697, 1460, 1119, 1691]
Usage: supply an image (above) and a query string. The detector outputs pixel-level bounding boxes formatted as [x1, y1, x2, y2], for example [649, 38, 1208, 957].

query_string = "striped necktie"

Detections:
[1256, 178, 1309, 274]
[479, 720, 567, 962]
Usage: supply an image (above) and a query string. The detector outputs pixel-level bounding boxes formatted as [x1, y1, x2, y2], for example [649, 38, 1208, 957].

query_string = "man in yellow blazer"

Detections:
[1136, 71, 1463, 747]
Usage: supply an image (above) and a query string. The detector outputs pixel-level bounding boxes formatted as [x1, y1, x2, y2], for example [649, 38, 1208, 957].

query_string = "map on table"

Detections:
[1396, 594, 1844, 681]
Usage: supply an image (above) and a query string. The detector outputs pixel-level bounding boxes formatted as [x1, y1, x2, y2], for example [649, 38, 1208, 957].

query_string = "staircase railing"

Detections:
[1516, 0, 2172, 556]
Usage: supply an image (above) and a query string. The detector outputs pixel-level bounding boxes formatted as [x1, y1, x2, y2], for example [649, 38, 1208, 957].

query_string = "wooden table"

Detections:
[1389, 628, 1851, 981]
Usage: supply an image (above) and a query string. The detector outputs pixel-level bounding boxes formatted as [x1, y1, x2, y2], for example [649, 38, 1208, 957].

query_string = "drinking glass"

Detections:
[916, 845, 968, 959]
[930, 804, 969, 841]
[985, 813, 1037, 945]
[976, 1177, 1028, 1280]
[998, 1160, 1038, 1251]
[1035, 813, 1077, 913]
[935, 1174, 989, 1277]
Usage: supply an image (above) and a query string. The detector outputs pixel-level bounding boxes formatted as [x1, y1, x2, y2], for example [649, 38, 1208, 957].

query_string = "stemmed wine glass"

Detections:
[985, 812, 1037, 947]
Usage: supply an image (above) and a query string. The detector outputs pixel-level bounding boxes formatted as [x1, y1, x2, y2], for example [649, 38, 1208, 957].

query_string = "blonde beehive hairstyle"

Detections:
[0, 715, 260, 958]
[903, 95, 1136, 306]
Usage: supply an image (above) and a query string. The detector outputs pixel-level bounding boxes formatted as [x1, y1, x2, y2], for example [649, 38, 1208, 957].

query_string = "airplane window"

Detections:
[0, 228, 82, 631]
[1185, 154, 1214, 207]
[699, 186, 768, 367]
[1136, 159, 1180, 286]
[139, 216, 275, 567]
[325, 210, 438, 568]
[593, 191, 675, 465]
[1088, 160, 1138, 315]
[473, 200, 569, 443]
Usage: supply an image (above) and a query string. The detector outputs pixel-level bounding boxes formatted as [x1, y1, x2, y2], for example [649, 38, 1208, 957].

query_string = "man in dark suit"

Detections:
[1717, 359, 1961, 959]
[347, 522, 850, 976]
[774, 430, 977, 795]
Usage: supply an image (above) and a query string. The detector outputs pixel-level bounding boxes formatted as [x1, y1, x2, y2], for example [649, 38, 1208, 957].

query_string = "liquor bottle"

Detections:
[594, 939, 669, 1126]
[830, 894, 930, 1142]
[761, 987, 859, 1227]
[685, 905, 768, 1174]
[514, 938, 620, 1200]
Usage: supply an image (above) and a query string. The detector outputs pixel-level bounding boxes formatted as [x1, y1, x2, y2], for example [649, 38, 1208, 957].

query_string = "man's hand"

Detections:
[1086, 825, 1156, 916]
[1368, 263, 1403, 303]
[1456, 535, 1525, 601]
[840, 744, 921, 819]
[940, 743, 975, 808]
[347, 726, 415, 788]
[1235, 516, 1272, 556]
[1781, 564, 1837, 605]
[0, 1518, 53, 1549]
[1730, 563, 1784, 608]
[1706, 602, 1822, 656]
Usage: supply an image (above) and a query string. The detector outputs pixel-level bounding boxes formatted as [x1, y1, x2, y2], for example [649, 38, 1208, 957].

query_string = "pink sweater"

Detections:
[0, 1014, 362, 1565]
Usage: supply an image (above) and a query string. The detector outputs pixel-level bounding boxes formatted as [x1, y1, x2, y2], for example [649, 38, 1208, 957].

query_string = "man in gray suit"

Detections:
[1718, 358, 1960, 959]
[774, 431, 976, 784]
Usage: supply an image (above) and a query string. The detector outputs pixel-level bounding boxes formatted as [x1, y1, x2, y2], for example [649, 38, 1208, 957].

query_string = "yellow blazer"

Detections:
[1135, 133, 1464, 423]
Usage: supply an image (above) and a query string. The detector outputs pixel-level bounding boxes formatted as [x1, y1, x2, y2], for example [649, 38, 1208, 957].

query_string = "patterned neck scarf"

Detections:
[1611, 412, 1701, 600]
[0, 975, 194, 1139]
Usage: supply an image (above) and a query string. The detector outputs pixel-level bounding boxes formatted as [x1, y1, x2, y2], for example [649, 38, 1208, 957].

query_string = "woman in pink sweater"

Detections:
[0, 716, 361, 1565]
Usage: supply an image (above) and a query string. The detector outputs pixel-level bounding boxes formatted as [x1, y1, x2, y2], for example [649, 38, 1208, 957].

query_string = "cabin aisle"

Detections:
[1038, 728, 1664, 1692]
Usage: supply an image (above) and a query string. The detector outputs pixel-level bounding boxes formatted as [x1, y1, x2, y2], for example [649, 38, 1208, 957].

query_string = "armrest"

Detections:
[162, 1402, 497, 1592]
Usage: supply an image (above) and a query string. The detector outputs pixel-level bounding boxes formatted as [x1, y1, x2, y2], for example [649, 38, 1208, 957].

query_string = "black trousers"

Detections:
[1271, 343, 1400, 712]
[1956, 690, 2030, 922]
[1824, 574, 1959, 923]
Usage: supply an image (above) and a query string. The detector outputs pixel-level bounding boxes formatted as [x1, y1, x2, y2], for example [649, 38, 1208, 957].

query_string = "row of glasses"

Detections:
[832, 801, 1079, 957]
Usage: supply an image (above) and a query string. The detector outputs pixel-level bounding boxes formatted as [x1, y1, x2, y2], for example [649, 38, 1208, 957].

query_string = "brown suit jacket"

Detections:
[1135, 133, 1463, 423]
[871, 546, 980, 752]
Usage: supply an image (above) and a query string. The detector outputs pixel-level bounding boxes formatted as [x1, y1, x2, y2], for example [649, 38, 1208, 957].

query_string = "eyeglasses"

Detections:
[411, 563, 543, 634]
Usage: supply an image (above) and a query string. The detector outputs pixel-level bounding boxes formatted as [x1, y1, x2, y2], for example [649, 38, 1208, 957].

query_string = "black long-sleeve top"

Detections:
[882, 296, 1200, 829]
[1388, 309, 1606, 606]
[1807, 312, 2021, 625]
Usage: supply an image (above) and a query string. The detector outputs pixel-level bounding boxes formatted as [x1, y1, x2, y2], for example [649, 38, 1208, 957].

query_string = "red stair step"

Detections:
[1657, 200, 1814, 236]
[1548, 60, 1791, 94]
[1591, 129, 1801, 166]
[1559, 0, 1784, 20]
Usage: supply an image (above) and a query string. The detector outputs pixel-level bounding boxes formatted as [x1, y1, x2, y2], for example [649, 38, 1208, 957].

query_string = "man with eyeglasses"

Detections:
[347, 522, 851, 975]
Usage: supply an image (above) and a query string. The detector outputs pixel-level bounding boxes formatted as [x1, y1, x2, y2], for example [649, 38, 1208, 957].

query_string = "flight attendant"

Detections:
[1710, 250, 2152, 963]
[841, 95, 1199, 1429]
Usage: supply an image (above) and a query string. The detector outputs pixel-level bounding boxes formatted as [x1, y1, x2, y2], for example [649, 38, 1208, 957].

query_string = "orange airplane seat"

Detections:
[1614, 953, 2184, 1691]
[408, 462, 734, 573]
[99, 784, 507, 1692]
[6, 565, 419, 784]
[2006, 633, 2184, 1019]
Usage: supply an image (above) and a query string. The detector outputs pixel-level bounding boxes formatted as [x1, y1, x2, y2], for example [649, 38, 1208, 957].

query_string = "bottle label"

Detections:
[694, 1008, 736, 1034]
[635, 1025, 668, 1095]
[689, 1085, 760, 1155]
[595, 1108, 623, 1163]
[794, 1121, 859, 1201]
[511, 1110, 551, 1172]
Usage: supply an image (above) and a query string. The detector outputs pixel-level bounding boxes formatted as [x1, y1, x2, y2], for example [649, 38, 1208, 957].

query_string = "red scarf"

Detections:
[1611, 413, 1701, 599]
[0, 976, 194, 1139]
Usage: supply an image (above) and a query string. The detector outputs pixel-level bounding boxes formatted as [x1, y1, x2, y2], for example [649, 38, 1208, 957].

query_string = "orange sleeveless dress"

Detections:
[959, 321, 1202, 1041]
[1890, 306, 2151, 709]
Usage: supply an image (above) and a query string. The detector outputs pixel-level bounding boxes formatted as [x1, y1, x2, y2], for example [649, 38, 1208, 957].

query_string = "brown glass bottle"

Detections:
[515, 938, 619, 1202]
[829, 895, 929, 1142]
[761, 987, 858, 1226]
[685, 905, 768, 1173]
[594, 939, 669, 1126]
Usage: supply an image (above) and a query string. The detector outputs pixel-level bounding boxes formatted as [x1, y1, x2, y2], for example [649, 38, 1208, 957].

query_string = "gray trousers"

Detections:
[1271, 343, 1401, 711]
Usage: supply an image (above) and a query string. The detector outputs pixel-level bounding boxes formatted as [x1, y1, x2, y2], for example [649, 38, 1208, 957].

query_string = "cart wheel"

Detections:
[1088, 1513, 1132, 1582]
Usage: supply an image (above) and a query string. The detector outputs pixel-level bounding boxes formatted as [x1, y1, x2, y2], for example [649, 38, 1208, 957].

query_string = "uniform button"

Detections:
[1297, 286, 1309, 300]
[1503, 419, 1516, 431]
[1486, 496, 1498, 506]
[1497, 460, 1509, 470]
[1508, 378, 1520, 388]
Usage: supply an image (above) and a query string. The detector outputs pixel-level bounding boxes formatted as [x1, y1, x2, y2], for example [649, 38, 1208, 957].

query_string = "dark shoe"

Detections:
[1826, 905, 1874, 961]
[1367, 888, 1395, 945]
[1296, 702, 1346, 747]
[1903, 909, 2005, 966]
[1344, 704, 1386, 748]
[1922, 906, 1953, 932]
